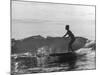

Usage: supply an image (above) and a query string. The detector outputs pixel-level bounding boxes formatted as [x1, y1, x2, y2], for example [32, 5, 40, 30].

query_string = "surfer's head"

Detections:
[65, 25, 69, 30]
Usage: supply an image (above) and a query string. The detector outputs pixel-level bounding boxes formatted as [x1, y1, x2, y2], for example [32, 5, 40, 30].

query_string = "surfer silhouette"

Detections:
[63, 25, 75, 52]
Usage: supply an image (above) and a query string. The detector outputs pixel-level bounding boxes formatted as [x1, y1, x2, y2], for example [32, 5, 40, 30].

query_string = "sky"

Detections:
[12, 0, 95, 40]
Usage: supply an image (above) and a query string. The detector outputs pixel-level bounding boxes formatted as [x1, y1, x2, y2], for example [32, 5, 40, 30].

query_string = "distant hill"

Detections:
[11, 35, 88, 54]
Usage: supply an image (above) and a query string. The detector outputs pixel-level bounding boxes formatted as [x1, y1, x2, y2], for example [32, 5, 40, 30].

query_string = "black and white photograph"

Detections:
[11, 0, 96, 75]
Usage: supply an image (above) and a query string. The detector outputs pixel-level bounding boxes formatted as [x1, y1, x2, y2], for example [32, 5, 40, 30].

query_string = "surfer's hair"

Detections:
[65, 25, 69, 30]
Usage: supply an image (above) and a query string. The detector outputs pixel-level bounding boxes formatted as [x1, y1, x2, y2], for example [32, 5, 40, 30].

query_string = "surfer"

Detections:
[63, 25, 75, 52]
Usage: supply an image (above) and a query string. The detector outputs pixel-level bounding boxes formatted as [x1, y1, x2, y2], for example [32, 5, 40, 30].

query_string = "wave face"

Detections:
[11, 36, 87, 54]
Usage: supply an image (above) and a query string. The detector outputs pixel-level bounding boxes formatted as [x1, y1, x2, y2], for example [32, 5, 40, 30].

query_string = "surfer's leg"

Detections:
[69, 39, 75, 52]
[70, 43, 73, 52]
[71, 39, 75, 52]
[69, 41, 73, 52]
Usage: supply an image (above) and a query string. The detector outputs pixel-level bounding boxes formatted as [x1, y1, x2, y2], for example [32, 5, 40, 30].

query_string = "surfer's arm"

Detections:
[63, 32, 68, 38]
